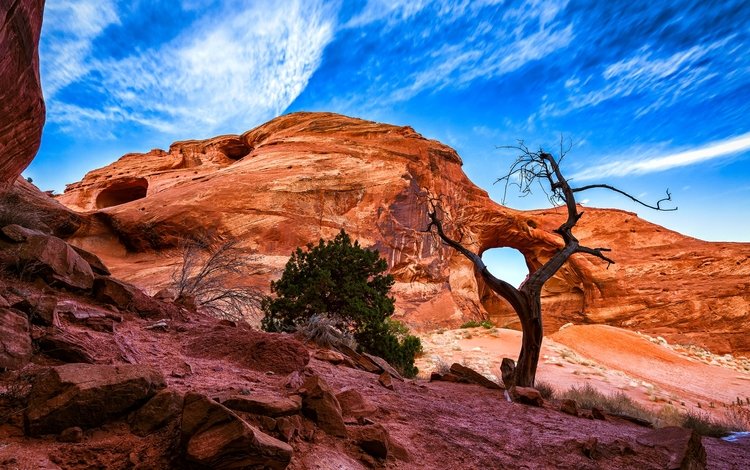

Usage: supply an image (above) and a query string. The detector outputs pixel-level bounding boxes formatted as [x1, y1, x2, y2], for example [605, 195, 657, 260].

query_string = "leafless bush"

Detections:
[535, 380, 556, 399]
[171, 237, 265, 322]
[296, 314, 358, 350]
[0, 192, 48, 232]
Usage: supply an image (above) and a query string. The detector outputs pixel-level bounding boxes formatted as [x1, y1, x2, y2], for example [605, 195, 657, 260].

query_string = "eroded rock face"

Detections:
[0, 0, 45, 192]
[0, 308, 32, 370]
[57, 113, 750, 355]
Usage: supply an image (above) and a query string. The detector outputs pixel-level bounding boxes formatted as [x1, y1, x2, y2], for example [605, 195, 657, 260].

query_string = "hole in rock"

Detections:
[95, 178, 149, 209]
[217, 138, 252, 160]
[481, 247, 529, 289]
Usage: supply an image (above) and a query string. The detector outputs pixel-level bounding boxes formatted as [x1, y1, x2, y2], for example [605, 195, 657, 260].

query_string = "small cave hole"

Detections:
[217, 138, 253, 161]
[95, 178, 149, 209]
[482, 247, 529, 289]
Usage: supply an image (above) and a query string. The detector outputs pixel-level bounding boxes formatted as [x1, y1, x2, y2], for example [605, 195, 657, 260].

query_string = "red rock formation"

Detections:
[57, 112, 750, 355]
[0, 0, 45, 192]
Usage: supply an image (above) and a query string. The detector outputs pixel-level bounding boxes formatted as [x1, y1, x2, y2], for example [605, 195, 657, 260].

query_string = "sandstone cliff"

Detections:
[57, 112, 750, 355]
[0, 0, 45, 192]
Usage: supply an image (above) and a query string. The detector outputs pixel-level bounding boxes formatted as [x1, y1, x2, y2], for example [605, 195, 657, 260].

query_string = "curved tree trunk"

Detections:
[513, 293, 543, 387]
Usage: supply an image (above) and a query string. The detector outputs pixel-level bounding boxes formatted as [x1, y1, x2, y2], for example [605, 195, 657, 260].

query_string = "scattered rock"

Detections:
[313, 348, 347, 364]
[449, 363, 503, 389]
[336, 344, 382, 374]
[180, 392, 292, 469]
[336, 388, 378, 420]
[501, 358, 516, 389]
[430, 371, 469, 384]
[591, 407, 607, 421]
[561, 399, 579, 416]
[363, 353, 404, 381]
[221, 394, 302, 417]
[25, 363, 165, 435]
[57, 426, 83, 443]
[0, 308, 32, 370]
[298, 375, 347, 437]
[349, 423, 390, 459]
[128, 389, 184, 437]
[13, 294, 57, 326]
[378, 372, 394, 390]
[637, 426, 706, 470]
[276, 415, 304, 442]
[153, 287, 177, 302]
[284, 371, 304, 389]
[510, 386, 544, 407]
[581, 437, 599, 459]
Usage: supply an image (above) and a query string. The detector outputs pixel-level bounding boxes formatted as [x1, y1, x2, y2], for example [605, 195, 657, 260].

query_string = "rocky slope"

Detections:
[0, 0, 45, 192]
[56, 112, 750, 355]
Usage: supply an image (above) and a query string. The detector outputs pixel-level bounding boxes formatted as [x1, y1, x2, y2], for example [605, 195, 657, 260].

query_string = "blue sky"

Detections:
[27, 1, 750, 283]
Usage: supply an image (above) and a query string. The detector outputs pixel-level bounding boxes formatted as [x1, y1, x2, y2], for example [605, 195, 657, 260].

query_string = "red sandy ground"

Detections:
[1, 308, 749, 469]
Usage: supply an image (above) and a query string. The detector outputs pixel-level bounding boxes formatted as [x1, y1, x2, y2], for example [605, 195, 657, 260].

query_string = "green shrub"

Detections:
[460, 319, 494, 329]
[261, 229, 421, 377]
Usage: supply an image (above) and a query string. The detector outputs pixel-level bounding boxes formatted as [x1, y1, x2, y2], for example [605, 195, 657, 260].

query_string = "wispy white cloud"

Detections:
[573, 132, 750, 180]
[42, 0, 336, 137]
[40, 0, 120, 96]
[541, 36, 734, 118]
[344, 0, 573, 106]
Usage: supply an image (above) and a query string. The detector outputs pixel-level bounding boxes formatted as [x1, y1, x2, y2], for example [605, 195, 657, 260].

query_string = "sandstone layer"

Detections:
[0, 0, 45, 192]
[56, 112, 750, 355]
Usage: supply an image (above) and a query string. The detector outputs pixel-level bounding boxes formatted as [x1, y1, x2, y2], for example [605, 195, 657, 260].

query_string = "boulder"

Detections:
[592, 407, 607, 421]
[70, 246, 110, 276]
[449, 363, 503, 390]
[298, 375, 347, 437]
[35, 330, 96, 364]
[510, 386, 544, 407]
[94, 275, 177, 318]
[25, 363, 165, 435]
[0, 308, 32, 370]
[348, 423, 390, 459]
[637, 426, 706, 470]
[0, 225, 94, 290]
[378, 371, 394, 391]
[128, 389, 184, 437]
[221, 394, 302, 417]
[16, 294, 58, 326]
[561, 398, 578, 416]
[58, 426, 83, 443]
[180, 392, 292, 469]
[336, 388, 377, 420]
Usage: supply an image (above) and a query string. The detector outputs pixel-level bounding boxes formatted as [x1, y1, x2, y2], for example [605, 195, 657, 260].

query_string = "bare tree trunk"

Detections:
[513, 292, 543, 387]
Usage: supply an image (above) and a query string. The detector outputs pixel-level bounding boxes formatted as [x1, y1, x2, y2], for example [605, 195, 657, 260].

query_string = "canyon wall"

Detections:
[0, 0, 45, 192]
[57, 112, 750, 355]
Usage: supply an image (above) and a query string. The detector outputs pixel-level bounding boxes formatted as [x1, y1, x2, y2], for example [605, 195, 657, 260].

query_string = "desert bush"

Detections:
[681, 410, 735, 437]
[296, 314, 358, 350]
[560, 383, 654, 424]
[459, 319, 494, 329]
[171, 237, 264, 322]
[261, 229, 421, 377]
[535, 380, 556, 399]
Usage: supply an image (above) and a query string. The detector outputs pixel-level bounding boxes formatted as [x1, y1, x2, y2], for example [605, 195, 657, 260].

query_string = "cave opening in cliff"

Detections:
[218, 139, 252, 161]
[481, 247, 529, 289]
[95, 178, 149, 209]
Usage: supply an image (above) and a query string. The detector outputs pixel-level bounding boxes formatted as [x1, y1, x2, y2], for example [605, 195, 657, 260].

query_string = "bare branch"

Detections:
[572, 184, 677, 211]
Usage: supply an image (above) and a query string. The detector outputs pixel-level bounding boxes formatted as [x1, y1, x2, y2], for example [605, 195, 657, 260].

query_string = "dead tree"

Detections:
[426, 142, 676, 388]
